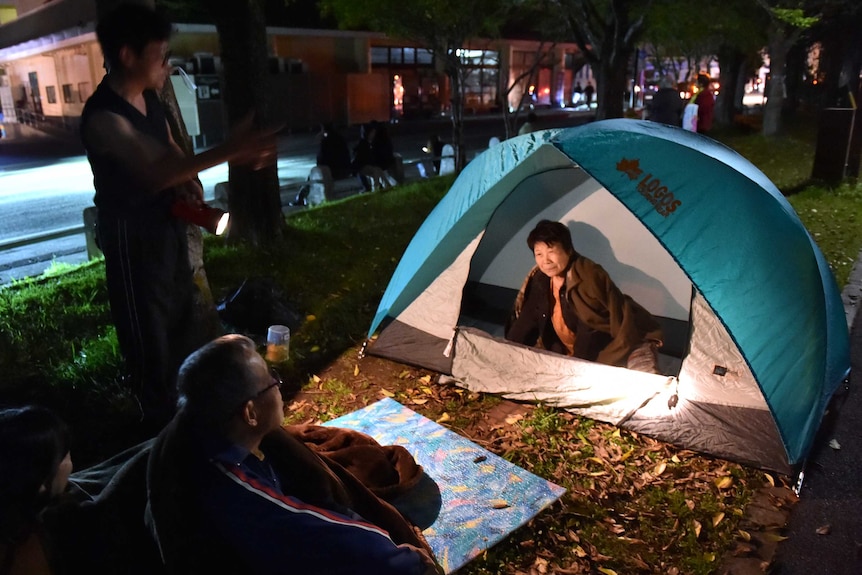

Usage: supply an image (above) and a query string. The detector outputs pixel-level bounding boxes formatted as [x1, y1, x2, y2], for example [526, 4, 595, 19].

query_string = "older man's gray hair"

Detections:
[176, 335, 259, 433]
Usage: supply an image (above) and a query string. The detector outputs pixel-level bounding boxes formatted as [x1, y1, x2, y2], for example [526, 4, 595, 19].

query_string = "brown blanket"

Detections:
[286, 424, 424, 500]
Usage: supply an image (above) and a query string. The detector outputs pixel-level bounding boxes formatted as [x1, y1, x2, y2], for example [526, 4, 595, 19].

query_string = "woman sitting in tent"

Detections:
[505, 220, 664, 373]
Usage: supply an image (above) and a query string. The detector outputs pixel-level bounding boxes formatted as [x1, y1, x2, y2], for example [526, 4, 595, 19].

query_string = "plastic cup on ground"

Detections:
[265, 324, 290, 363]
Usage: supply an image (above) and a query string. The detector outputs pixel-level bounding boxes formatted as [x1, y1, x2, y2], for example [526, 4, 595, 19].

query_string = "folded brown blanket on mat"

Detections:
[286, 424, 424, 500]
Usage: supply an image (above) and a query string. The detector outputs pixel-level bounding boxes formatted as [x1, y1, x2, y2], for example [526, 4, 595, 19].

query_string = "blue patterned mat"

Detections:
[324, 398, 566, 573]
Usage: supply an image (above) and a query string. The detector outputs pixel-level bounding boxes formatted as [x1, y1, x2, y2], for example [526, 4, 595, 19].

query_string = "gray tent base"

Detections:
[369, 323, 791, 475]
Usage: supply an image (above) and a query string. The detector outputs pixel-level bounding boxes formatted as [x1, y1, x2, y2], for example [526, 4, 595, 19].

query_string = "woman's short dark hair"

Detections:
[176, 335, 259, 433]
[96, 3, 173, 72]
[526, 220, 575, 255]
[0, 405, 70, 541]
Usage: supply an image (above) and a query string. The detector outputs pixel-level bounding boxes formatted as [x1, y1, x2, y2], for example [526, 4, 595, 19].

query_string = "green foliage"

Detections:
[320, 0, 514, 45]
[715, 124, 816, 190]
[771, 7, 818, 29]
[0, 262, 113, 391]
[788, 182, 862, 287]
[644, 0, 768, 65]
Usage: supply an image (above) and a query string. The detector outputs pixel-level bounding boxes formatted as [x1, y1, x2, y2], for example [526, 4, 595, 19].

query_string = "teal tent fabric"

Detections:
[368, 120, 849, 468]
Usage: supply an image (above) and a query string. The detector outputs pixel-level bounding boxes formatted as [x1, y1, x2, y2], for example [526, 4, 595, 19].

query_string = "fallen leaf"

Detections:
[353, 364, 360, 376]
[412, 398, 428, 405]
[398, 370, 412, 379]
[653, 461, 667, 476]
[828, 439, 841, 450]
[436, 412, 451, 423]
[816, 524, 831, 535]
[420, 374, 432, 383]
[764, 473, 775, 487]
[380, 388, 395, 397]
[597, 567, 618, 575]
[738, 529, 751, 541]
[305, 314, 316, 321]
[312, 374, 321, 383]
[693, 519, 702, 538]
[703, 552, 716, 562]
[574, 544, 588, 557]
[715, 476, 733, 490]
[712, 512, 725, 527]
[671, 454, 681, 463]
[763, 532, 788, 542]
[505, 414, 524, 424]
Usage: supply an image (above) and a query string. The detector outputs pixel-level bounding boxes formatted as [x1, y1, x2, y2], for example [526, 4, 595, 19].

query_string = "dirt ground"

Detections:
[283, 345, 798, 575]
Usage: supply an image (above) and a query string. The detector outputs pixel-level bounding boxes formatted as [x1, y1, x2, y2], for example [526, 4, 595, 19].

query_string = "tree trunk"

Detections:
[714, 47, 744, 127]
[209, 0, 284, 246]
[160, 80, 223, 342]
[762, 27, 792, 137]
[446, 51, 467, 173]
[595, 54, 628, 120]
[782, 40, 806, 116]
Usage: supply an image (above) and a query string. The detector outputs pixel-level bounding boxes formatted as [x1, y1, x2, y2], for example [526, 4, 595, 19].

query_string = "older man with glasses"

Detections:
[146, 334, 440, 575]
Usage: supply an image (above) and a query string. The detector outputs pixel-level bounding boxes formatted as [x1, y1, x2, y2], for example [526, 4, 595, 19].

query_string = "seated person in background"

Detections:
[371, 120, 396, 174]
[518, 112, 538, 136]
[0, 406, 73, 575]
[352, 122, 391, 191]
[147, 334, 441, 575]
[1, 405, 164, 575]
[316, 123, 353, 180]
[506, 220, 663, 373]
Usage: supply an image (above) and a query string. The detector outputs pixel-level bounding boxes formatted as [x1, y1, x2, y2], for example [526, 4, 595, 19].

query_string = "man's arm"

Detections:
[82, 110, 278, 196]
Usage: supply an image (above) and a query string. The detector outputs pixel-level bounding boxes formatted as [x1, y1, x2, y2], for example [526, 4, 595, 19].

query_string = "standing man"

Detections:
[81, 3, 277, 429]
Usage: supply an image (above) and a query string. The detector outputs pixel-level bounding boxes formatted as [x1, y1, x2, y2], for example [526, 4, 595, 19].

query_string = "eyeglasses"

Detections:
[256, 367, 284, 398]
[238, 367, 284, 410]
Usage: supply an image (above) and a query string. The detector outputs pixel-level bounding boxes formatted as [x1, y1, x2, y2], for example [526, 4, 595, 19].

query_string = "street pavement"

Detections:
[770, 262, 862, 574]
[0, 108, 593, 284]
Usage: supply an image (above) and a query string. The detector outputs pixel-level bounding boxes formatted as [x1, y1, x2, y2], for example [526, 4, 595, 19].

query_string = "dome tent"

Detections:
[365, 120, 849, 474]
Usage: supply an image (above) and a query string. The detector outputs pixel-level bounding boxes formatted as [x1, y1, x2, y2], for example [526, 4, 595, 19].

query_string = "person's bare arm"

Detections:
[82, 110, 278, 195]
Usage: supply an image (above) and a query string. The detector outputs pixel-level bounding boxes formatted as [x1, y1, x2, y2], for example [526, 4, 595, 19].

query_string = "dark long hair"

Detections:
[0, 406, 70, 544]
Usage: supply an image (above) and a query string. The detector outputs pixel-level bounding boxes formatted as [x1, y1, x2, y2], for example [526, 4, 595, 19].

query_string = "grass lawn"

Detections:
[2, 112, 861, 574]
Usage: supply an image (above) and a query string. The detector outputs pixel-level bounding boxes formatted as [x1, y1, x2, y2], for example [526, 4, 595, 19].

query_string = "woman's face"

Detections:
[46, 451, 73, 496]
[533, 241, 570, 278]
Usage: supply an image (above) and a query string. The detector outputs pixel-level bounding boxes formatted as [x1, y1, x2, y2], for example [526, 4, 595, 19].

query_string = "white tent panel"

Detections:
[395, 233, 484, 342]
[678, 292, 768, 410]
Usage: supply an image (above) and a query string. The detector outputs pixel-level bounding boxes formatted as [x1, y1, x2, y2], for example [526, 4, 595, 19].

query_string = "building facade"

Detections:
[0, 0, 591, 144]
